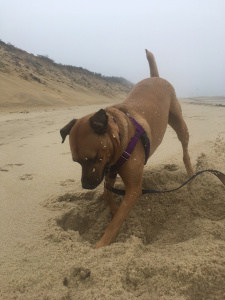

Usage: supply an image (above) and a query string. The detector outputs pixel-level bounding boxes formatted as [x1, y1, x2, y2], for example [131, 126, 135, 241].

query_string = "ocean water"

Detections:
[183, 97, 225, 106]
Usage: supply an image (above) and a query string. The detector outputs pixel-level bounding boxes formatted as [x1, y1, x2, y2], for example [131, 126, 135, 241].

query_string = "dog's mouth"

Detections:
[82, 181, 98, 190]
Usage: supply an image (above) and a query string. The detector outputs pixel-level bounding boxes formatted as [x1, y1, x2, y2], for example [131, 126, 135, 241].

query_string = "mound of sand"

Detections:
[0, 101, 224, 299]
[43, 156, 225, 299]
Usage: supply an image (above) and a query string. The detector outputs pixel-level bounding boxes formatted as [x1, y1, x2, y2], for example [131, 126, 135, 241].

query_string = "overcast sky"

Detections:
[0, 0, 225, 97]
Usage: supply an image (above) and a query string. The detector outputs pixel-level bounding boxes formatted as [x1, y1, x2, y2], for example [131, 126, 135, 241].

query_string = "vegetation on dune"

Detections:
[0, 40, 133, 98]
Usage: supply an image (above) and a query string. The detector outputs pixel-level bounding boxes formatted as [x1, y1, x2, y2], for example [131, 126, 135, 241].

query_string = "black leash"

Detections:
[105, 169, 225, 196]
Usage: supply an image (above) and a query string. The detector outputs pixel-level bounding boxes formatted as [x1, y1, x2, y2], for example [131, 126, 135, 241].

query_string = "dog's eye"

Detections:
[80, 155, 97, 164]
[79, 153, 102, 164]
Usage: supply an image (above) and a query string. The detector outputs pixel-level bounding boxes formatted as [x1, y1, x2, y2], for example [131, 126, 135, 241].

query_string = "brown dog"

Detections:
[60, 50, 194, 248]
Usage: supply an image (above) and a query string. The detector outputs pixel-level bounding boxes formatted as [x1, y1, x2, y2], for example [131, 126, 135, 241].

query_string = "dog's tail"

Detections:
[145, 49, 159, 77]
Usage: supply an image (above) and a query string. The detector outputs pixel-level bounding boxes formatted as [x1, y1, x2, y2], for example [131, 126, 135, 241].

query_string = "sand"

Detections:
[0, 99, 225, 299]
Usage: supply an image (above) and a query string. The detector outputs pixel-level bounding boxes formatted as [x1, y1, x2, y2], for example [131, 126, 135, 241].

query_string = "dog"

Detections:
[60, 50, 194, 248]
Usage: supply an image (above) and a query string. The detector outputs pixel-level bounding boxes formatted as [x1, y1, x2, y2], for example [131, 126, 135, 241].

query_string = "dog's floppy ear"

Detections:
[89, 109, 108, 134]
[60, 119, 76, 143]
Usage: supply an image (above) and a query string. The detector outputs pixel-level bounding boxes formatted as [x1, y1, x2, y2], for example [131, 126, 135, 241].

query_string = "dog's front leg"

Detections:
[96, 184, 142, 248]
[104, 175, 118, 216]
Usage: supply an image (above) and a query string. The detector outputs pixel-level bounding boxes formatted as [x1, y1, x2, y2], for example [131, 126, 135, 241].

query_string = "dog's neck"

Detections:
[105, 107, 136, 165]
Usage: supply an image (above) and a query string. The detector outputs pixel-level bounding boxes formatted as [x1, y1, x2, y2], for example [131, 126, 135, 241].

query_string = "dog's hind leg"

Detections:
[168, 98, 194, 176]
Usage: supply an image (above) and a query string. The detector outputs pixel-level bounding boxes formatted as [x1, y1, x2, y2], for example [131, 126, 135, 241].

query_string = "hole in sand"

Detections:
[56, 190, 111, 244]
[54, 167, 225, 245]
[57, 210, 91, 234]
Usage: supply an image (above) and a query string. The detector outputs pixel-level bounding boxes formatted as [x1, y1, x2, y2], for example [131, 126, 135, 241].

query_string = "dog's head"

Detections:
[60, 109, 120, 189]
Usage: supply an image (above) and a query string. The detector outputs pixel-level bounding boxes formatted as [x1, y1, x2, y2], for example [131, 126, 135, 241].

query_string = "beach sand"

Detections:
[0, 99, 225, 299]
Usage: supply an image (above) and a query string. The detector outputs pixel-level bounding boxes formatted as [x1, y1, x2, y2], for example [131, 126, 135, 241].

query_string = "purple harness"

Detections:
[109, 116, 150, 178]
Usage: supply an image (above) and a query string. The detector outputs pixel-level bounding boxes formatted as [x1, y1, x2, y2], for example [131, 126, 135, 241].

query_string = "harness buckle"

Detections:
[121, 151, 130, 160]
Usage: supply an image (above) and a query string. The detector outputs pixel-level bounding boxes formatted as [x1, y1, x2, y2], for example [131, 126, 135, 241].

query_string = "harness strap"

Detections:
[105, 169, 225, 196]
[109, 115, 150, 177]
[129, 116, 150, 164]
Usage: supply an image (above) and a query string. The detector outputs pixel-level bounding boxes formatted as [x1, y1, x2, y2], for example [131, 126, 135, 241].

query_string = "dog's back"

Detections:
[118, 50, 179, 155]
[124, 49, 175, 108]
[122, 50, 175, 120]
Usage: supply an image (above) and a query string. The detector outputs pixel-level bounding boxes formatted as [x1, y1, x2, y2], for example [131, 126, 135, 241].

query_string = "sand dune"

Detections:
[0, 40, 132, 112]
[0, 99, 224, 299]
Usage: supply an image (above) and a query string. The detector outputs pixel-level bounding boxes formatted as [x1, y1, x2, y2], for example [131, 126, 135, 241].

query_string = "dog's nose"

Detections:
[82, 181, 96, 190]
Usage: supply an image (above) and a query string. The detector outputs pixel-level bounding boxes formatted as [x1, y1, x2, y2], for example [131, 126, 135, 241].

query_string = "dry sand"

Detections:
[0, 99, 225, 299]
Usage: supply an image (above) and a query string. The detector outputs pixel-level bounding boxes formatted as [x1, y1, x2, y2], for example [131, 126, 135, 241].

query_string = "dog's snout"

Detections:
[81, 166, 105, 190]
[82, 180, 97, 190]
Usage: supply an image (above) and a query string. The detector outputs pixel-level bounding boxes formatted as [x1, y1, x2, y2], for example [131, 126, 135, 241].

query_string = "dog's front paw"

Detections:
[95, 239, 110, 249]
[95, 241, 104, 249]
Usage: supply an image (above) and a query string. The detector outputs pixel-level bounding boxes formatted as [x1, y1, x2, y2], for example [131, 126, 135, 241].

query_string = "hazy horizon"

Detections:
[0, 0, 225, 98]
